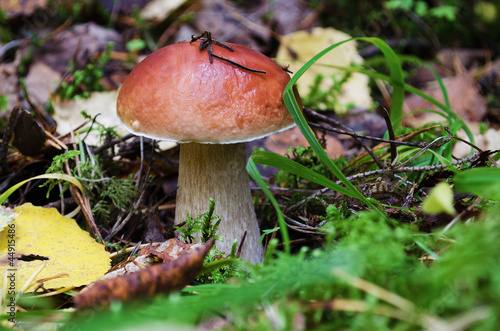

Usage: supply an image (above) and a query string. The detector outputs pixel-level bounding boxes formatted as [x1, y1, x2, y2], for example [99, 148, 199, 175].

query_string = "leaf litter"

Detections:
[74, 238, 214, 309]
[0, 203, 110, 292]
[1, 0, 500, 329]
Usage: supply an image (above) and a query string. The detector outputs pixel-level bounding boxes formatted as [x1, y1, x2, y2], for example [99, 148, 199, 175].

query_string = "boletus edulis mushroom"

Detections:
[116, 32, 299, 263]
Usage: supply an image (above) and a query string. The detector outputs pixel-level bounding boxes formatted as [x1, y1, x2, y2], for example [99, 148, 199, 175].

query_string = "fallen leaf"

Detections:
[51, 91, 124, 146]
[74, 239, 215, 309]
[265, 126, 345, 159]
[452, 122, 500, 158]
[276, 27, 373, 113]
[140, 0, 187, 22]
[0, 203, 110, 292]
[137, 238, 199, 262]
[94, 239, 201, 283]
[0, 206, 18, 232]
[51, 90, 177, 149]
[24, 61, 61, 105]
[270, 1, 316, 35]
[143, 212, 167, 243]
[34, 22, 122, 74]
[192, 0, 270, 52]
[5, 107, 52, 157]
[436, 48, 488, 72]
[403, 71, 487, 127]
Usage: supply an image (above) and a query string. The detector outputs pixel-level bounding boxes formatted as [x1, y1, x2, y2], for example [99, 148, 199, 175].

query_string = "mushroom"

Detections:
[116, 35, 297, 263]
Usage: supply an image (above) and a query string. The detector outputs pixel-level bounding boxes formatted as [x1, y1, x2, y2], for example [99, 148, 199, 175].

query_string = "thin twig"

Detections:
[305, 109, 425, 147]
[305, 108, 385, 169]
[342, 151, 481, 183]
[105, 140, 154, 240]
[191, 31, 266, 74]
[64, 157, 105, 246]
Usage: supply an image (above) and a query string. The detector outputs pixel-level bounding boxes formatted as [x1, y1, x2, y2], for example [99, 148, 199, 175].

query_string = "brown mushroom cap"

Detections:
[116, 40, 295, 143]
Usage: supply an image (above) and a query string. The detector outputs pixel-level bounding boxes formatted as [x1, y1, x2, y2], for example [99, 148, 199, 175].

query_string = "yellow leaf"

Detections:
[276, 27, 373, 113]
[0, 203, 110, 292]
[422, 182, 456, 215]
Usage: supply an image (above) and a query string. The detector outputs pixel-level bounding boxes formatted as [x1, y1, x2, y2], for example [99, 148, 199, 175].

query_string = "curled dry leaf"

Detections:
[74, 238, 215, 309]
[137, 238, 199, 262]
[4, 107, 53, 157]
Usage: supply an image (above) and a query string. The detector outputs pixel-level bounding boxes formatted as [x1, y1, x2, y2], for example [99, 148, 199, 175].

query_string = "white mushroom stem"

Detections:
[175, 142, 263, 263]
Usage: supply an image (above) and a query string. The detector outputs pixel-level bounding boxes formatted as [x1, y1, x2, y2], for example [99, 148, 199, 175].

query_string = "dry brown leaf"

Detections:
[4, 107, 56, 157]
[0, 53, 22, 111]
[34, 22, 122, 73]
[94, 239, 201, 284]
[74, 239, 215, 309]
[143, 212, 167, 243]
[265, 126, 345, 159]
[436, 49, 488, 72]
[403, 71, 487, 127]
[192, 0, 270, 52]
[137, 238, 198, 262]
[25, 61, 61, 105]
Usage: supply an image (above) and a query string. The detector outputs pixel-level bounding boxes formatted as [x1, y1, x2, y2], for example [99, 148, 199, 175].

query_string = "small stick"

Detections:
[191, 31, 266, 74]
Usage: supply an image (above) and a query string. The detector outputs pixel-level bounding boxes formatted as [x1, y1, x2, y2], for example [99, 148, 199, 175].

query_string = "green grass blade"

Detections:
[279, 59, 474, 146]
[280, 37, 405, 127]
[358, 37, 405, 128]
[427, 64, 451, 112]
[0, 174, 84, 205]
[282, 89, 383, 215]
[281, 38, 399, 217]
[251, 151, 353, 197]
[414, 239, 441, 261]
[246, 157, 290, 254]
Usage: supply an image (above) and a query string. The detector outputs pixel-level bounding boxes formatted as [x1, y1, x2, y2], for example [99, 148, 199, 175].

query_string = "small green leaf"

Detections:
[251, 151, 353, 197]
[258, 227, 280, 244]
[0, 174, 84, 206]
[247, 158, 290, 255]
[126, 39, 147, 52]
[422, 182, 456, 215]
